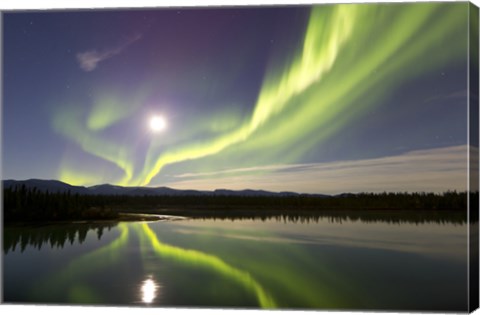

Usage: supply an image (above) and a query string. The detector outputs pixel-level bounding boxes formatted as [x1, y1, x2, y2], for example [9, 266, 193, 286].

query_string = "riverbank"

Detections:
[4, 212, 187, 227]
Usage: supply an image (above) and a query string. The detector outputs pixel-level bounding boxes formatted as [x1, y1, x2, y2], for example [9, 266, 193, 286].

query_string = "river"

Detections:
[3, 212, 469, 311]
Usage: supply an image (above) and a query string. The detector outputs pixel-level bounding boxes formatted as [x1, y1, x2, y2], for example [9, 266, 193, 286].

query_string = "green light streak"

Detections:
[31, 223, 275, 307]
[53, 84, 153, 185]
[250, 5, 355, 131]
[228, 3, 467, 164]
[133, 6, 356, 185]
[58, 165, 104, 187]
[54, 3, 468, 186]
[31, 224, 130, 303]
[87, 95, 138, 131]
[135, 3, 467, 186]
[53, 104, 134, 185]
[135, 223, 277, 308]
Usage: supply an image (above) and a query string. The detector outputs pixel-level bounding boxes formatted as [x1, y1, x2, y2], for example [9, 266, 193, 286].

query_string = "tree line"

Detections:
[4, 223, 116, 253]
[3, 185, 476, 223]
[4, 185, 118, 222]
[172, 210, 467, 225]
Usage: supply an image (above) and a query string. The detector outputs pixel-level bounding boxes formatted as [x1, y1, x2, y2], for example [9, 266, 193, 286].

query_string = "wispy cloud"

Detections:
[174, 164, 300, 179]
[76, 34, 141, 72]
[166, 145, 472, 194]
[423, 89, 468, 104]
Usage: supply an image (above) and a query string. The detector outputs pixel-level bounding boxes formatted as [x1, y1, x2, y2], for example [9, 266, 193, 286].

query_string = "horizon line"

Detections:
[2, 178, 471, 196]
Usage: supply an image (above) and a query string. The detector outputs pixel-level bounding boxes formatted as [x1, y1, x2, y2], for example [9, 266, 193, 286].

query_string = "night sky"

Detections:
[2, 2, 474, 193]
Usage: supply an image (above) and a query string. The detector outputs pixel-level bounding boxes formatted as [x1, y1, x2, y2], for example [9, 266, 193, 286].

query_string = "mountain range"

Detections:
[3, 179, 328, 197]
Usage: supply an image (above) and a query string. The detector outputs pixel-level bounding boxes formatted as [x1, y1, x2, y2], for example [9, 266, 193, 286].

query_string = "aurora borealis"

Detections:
[3, 2, 476, 193]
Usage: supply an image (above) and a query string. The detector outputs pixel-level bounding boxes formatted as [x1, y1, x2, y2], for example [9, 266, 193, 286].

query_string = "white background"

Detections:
[1, 0, 479, 315]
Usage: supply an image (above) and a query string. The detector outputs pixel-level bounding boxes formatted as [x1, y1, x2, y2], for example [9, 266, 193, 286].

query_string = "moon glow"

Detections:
[149, 115, 167, 132]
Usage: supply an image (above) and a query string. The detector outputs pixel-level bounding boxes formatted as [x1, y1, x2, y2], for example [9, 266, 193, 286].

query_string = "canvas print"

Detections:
[2, 1, 479, 312]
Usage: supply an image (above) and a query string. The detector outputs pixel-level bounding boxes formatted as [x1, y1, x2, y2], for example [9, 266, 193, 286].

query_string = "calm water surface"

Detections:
[3, 214, 468, 311]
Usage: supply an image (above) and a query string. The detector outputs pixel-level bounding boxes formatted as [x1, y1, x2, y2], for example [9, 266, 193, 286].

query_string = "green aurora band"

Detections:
[53, 103, 135, 184]
[31, 223, 276, 307]
[54, 3, 469, 186]
[31, 223, 130, 303]
[136, 223, 277, 307]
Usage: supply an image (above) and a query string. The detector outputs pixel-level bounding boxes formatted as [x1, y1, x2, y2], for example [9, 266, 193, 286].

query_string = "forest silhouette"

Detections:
[3, 185, 475, 223]
[4, 223, 116, 254]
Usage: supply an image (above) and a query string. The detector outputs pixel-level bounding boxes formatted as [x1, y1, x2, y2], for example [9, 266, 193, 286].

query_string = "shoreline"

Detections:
[3, 212, 188, 227]
[4, 208, 469, 227]
[117, 212, 188, 222]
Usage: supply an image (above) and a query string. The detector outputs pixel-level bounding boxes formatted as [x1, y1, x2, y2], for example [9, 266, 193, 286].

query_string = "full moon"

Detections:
[149, 115, 167, 132]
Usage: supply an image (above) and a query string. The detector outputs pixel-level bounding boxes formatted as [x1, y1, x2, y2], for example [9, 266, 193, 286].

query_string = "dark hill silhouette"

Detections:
[3, 179, 327, 197]
[3, 179, 90, 195]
